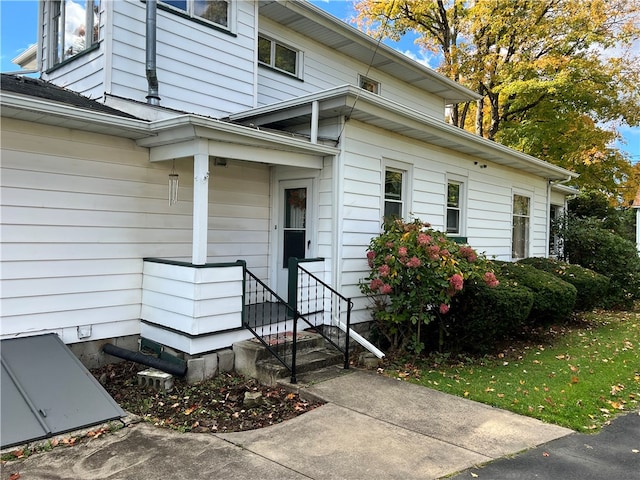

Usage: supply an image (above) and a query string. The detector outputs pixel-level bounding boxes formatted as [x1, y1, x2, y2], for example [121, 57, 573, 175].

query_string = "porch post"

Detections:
[192, 140, 209, 264]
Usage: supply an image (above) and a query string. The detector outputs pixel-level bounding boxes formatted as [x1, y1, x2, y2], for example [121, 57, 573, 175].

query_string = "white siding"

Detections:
[42, 0, 257, 117]
[339, 120, 552, 322]
[257, 18, 444, 118]
[0, 119, 271, 341]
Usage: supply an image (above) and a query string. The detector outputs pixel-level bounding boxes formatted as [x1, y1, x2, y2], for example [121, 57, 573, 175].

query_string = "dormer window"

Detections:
[49, 0, 100, 67]
[161, 0, 230, 29]
[359, 75, 380, 94]
[258, 35, 300, 77]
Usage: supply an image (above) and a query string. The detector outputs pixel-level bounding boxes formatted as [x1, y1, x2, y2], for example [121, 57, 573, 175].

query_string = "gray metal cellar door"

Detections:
[1, 334, 124, 448]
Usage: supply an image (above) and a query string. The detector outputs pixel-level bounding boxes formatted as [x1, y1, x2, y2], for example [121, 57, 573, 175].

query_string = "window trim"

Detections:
[549, 203, 563, 258]
[382, 159, 412, 222]
[157, 0, 235, 33]
[257, 33, 302, 79]
[445, 175, 466, 236]
[47, 0, 101, 69]
[512, 192, 532, 260]
[358, 74, 380, 94]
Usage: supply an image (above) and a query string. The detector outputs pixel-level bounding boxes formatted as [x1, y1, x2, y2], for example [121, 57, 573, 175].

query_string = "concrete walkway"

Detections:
[1, 368, 573, 480]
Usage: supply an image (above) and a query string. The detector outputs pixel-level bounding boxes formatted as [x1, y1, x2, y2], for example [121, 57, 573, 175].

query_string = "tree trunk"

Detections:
[475, 97, 484, 137]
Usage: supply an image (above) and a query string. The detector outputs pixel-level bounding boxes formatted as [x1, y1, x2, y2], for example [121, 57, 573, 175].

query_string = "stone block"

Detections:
[137, 368, 174, 391]
[217, 349, 235, 373]
[186, 357, 205, 384]
[243, 391, 263, 408]
[203, 352, 219, 379]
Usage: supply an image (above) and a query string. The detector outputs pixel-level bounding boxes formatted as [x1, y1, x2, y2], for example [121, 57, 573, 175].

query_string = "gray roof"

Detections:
[1, 74, 142, 120]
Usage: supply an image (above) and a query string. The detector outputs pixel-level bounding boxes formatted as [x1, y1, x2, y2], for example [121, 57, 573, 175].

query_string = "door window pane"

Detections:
[283, 188, 306, 267]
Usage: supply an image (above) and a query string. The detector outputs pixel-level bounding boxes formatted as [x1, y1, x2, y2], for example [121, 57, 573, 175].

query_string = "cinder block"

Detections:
[217, 349, 235, 373]
[137, 368, 174, 391]
[186, 357, 205, 384]
[203, 353, 219, 380]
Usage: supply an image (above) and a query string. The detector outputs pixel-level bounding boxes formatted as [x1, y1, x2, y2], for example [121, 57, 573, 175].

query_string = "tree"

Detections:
[354, 0, 640, 200]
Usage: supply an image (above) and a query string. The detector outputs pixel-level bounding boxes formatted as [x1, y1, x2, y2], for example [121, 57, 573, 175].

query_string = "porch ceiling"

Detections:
[230, 86, 578, 181]
[137, 115, 338, 168]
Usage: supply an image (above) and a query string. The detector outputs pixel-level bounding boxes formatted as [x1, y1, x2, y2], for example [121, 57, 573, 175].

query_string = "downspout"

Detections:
[145, 0, 160, 105]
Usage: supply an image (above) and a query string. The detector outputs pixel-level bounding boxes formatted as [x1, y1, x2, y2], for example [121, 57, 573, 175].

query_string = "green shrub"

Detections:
[495, 261, 577, 323]
[517, 257, 610, 311]
[559, 216, 640, 309]
[439, 279, 534, 352]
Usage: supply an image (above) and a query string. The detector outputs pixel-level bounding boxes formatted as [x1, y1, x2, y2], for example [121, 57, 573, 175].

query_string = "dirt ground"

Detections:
[91, 361, 323, 433]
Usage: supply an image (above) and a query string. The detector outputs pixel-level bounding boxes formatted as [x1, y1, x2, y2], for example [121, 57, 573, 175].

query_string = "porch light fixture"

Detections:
[168, 160, 179, 205]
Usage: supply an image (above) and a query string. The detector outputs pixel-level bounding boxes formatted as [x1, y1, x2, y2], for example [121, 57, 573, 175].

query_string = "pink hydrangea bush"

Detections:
[360, 218, 499, 353]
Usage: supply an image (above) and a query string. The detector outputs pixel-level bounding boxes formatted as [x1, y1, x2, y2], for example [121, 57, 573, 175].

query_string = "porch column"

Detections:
[192, 139, 210, 264]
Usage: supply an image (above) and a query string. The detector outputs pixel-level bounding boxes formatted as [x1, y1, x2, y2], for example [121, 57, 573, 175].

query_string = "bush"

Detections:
[360, 218, 499, 353]
[494, 261, 577, 323]
[517, 257, 610, 311]
[438, 279, 534, 353]
[558, 216, 640, 309]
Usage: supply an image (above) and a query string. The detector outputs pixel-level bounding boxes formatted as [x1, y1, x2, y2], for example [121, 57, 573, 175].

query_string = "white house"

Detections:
[0, 0, 577, 366]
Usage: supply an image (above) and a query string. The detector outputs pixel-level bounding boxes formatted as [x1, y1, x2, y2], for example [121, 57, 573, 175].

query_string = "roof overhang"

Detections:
[1, 91, 338, 169]
[230, 85, 579, 181]
[258, 1, 480, 105]
[138, 115, 339, 169]
[0, 91, 154, 139]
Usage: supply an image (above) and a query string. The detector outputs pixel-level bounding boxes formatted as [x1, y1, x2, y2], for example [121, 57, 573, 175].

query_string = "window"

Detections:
[258, 35, 299, 76]
[49, 0, 100, 67]
[161, 0, 230, 28]
[549, 204, 562, 258]
[446, 180, 463, 235]
[359, 75, 379, 94]
[384, 169, 404, 220]
[512, 194, 531, 259]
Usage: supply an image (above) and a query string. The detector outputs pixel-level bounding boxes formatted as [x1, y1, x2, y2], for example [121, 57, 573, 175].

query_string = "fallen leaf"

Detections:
[471, 473, 479, 478]
[286, 393, 296, 400]
[184, 405, 197, 415]
[543, 452, 550, 457]
[571, 376, 579, 384]
[9, 473, 21, 480]
[632, 449, 639, 454]
[555, 355, 565, 360]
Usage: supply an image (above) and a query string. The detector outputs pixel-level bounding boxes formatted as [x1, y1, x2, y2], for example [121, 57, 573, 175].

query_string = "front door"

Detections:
[276, 179, 313, 299]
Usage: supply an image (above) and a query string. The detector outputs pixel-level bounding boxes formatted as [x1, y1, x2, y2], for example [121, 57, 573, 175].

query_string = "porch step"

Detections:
[233, 331, 344, 386]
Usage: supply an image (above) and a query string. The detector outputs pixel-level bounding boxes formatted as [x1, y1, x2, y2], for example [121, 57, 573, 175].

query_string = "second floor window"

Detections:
[258, 35, 299, 77]
[50, 0, 100, 67]
[161, 0, 230, 28]
[359, 75, 380, 94]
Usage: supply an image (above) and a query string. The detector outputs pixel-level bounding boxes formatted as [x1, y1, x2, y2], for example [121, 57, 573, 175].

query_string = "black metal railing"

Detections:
[289, 258, 352, 371]
[242, 266, 300, 383]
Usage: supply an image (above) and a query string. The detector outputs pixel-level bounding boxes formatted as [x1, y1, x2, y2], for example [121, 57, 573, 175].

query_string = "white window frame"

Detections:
[159, 0, 234, 32]
[358, 74, 380, 94]
[512, 192, 532, 260]
[382, 159, 412, 222]
[446, 175, 466, 236]
[549, 203, 563, 258]
[48, 0, 100, 68]
[257, 34, 302, 79]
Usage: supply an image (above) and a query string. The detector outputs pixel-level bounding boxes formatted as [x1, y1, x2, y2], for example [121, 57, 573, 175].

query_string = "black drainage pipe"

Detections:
[103, 343, 187, 377]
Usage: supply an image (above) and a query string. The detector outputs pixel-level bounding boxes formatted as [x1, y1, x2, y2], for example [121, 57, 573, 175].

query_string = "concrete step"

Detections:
[254, 347, 345, 386]
[233, 331, 345, 386]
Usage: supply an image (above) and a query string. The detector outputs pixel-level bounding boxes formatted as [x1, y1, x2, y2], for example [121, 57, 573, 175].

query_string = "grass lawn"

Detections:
[384, 307, 639, 432]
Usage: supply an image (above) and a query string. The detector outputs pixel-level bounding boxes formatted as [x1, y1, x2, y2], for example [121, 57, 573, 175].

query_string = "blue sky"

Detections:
[1, 0, 638, 163]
